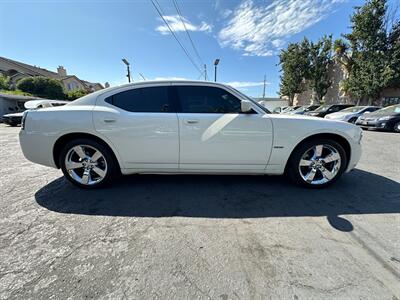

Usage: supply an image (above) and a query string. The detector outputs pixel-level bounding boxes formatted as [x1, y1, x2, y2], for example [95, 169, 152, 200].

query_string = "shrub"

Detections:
[17, 76, 65, 99]
[0, 89, 32, 96]
[65, 89, 88, 100]
[0, 74, 10, 90]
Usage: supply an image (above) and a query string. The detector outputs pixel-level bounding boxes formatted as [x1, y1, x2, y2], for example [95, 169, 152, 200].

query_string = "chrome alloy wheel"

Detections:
[64, 145, 108, 186]
[298, 144, 341, 185]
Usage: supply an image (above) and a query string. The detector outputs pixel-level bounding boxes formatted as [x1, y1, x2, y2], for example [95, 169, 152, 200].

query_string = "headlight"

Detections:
[378, 116, 393, 121]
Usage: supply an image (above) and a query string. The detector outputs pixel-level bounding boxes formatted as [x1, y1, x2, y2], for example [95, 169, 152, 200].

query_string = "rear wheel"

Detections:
[287, 139, 347, 188]
[60, 138, 118, 188]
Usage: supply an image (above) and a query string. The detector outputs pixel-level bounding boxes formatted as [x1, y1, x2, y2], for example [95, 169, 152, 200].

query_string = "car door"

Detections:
[173, 84, 273, 171]
[93, 84, 179, 170]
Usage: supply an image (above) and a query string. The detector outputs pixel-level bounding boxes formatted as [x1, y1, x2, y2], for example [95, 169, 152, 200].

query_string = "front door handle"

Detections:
[184, 119, 199, 125]
[104, 118, 116, 123]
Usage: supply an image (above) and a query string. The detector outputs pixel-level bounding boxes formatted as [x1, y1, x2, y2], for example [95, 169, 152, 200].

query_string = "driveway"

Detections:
[0, 124, 399, 299]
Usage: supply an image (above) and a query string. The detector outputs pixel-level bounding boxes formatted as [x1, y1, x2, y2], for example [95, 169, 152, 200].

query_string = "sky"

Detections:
[0, 0, 396, 97]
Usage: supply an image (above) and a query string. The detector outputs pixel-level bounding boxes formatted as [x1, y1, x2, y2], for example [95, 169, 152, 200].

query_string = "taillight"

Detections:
[21, 111, 28, 130]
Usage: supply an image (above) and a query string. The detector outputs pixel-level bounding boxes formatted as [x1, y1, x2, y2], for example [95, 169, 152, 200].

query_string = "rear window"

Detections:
[105, 86, 172, 112]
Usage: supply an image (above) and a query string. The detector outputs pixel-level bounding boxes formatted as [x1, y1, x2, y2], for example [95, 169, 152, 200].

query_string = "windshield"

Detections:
[314, 105, 330, 112]
[341, 106, 365, 113]
[373, 104, 400, 115]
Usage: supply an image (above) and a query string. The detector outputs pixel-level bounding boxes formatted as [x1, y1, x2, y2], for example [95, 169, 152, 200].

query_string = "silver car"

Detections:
[324, 106, 381, 123]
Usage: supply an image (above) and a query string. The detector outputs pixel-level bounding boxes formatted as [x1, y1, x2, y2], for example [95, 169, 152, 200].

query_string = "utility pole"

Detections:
[204, 64, 207, 81]
[122, 58, 131, 83]
[262, 74, 266, 98]
[214, 59, 220, 82]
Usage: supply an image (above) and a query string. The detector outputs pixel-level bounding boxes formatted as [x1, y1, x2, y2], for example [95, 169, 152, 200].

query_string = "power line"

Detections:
[172, 0, 204, 66]
[150, 0, 202, 75]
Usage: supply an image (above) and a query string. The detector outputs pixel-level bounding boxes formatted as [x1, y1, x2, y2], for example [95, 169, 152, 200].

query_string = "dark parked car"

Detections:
[281, 106, 301, 114]
[289, 104, 321, 115]
[355, 104, 400, 132]
[1, 100, 68, 126]
[304, 104, 354, 118]
[272, 106, 288, 114]
[2, 112, 24, 126]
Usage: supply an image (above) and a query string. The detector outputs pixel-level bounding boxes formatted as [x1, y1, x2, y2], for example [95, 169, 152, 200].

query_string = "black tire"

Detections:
[59, 138, 118, 189]
[286, 138, 347, 189]
[393, 122, 400, 133]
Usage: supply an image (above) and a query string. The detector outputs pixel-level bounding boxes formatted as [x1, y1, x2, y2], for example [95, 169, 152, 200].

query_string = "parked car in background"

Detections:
[304, 104, 354, 118]
[324, 106, 381, 123]
[19, 81, 362, 189]
[2, 100, 68, 126]
[289, 105, 320, 115]
[281, 106, 302, 114]
[355, 104, 400, 132]
[272, 106, 288, 114]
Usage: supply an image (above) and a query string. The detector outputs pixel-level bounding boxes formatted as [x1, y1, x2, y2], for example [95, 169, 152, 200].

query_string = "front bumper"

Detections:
[355, 119, 391, 130]
[2, 116, 22, 125]
[346, 140, 362, 173]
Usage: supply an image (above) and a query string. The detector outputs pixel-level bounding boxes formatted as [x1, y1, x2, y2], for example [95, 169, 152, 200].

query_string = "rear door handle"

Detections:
[184, 119, 199, 124]
[104, 118, 116, 123]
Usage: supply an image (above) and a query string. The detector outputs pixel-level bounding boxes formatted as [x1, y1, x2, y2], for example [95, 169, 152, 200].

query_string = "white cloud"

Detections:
[156, 15, 212, 35]
[218, 0, 347, 56]
[225, 81, 270, 88]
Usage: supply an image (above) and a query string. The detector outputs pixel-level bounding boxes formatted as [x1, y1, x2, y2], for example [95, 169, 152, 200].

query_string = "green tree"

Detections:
[306, 35, 333, 103]
[386, 21, 400, 88]
[65, 89, 88, 100]
[343, 0, 389, 105]
[0, 74, 10, 90]
[279, 42, 310, 105]
[17, 76, 65, 99]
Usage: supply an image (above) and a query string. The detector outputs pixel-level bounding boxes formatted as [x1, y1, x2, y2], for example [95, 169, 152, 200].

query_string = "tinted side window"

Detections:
[176, 86, 242, 113]
[105, 86, 172, 112]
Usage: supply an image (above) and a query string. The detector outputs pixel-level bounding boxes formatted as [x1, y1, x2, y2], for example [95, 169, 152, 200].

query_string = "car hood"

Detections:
[267, 113, 362, 143]
[361, 112, 400, 118]
[269, 113, 348, 123]
[325, 112, 353, 119]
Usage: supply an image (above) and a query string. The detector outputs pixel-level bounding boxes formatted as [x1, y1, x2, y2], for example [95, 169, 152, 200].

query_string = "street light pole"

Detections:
[214, 59, 220, 82]
[262, 74, 266, 98]
[122, 58, 131, 83]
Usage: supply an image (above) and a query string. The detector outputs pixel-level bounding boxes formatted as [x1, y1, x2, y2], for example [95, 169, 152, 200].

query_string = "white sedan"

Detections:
[19, 81, 362, 189]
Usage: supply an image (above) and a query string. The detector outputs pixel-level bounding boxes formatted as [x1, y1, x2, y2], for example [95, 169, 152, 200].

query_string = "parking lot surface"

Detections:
[0, 124, 399, 299]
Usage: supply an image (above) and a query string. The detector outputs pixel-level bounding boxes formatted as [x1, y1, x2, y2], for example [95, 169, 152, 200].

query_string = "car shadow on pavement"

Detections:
[35, 169, 400, 232]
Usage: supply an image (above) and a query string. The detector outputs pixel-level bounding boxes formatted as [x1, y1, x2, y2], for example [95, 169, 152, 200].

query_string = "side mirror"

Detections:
[241, 100, 253, 113]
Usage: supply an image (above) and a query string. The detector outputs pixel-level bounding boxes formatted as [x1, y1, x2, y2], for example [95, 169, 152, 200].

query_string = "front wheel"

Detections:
[60, 139, 118, 189]
[286, 139, 347, 188]
[393, 122, 400, 133]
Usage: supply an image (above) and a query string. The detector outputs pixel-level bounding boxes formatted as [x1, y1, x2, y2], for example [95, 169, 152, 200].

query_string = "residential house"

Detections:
[0, 56, 105, 92]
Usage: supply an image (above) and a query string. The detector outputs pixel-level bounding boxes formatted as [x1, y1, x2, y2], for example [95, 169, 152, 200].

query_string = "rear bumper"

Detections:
[19, 130, 57, 168]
